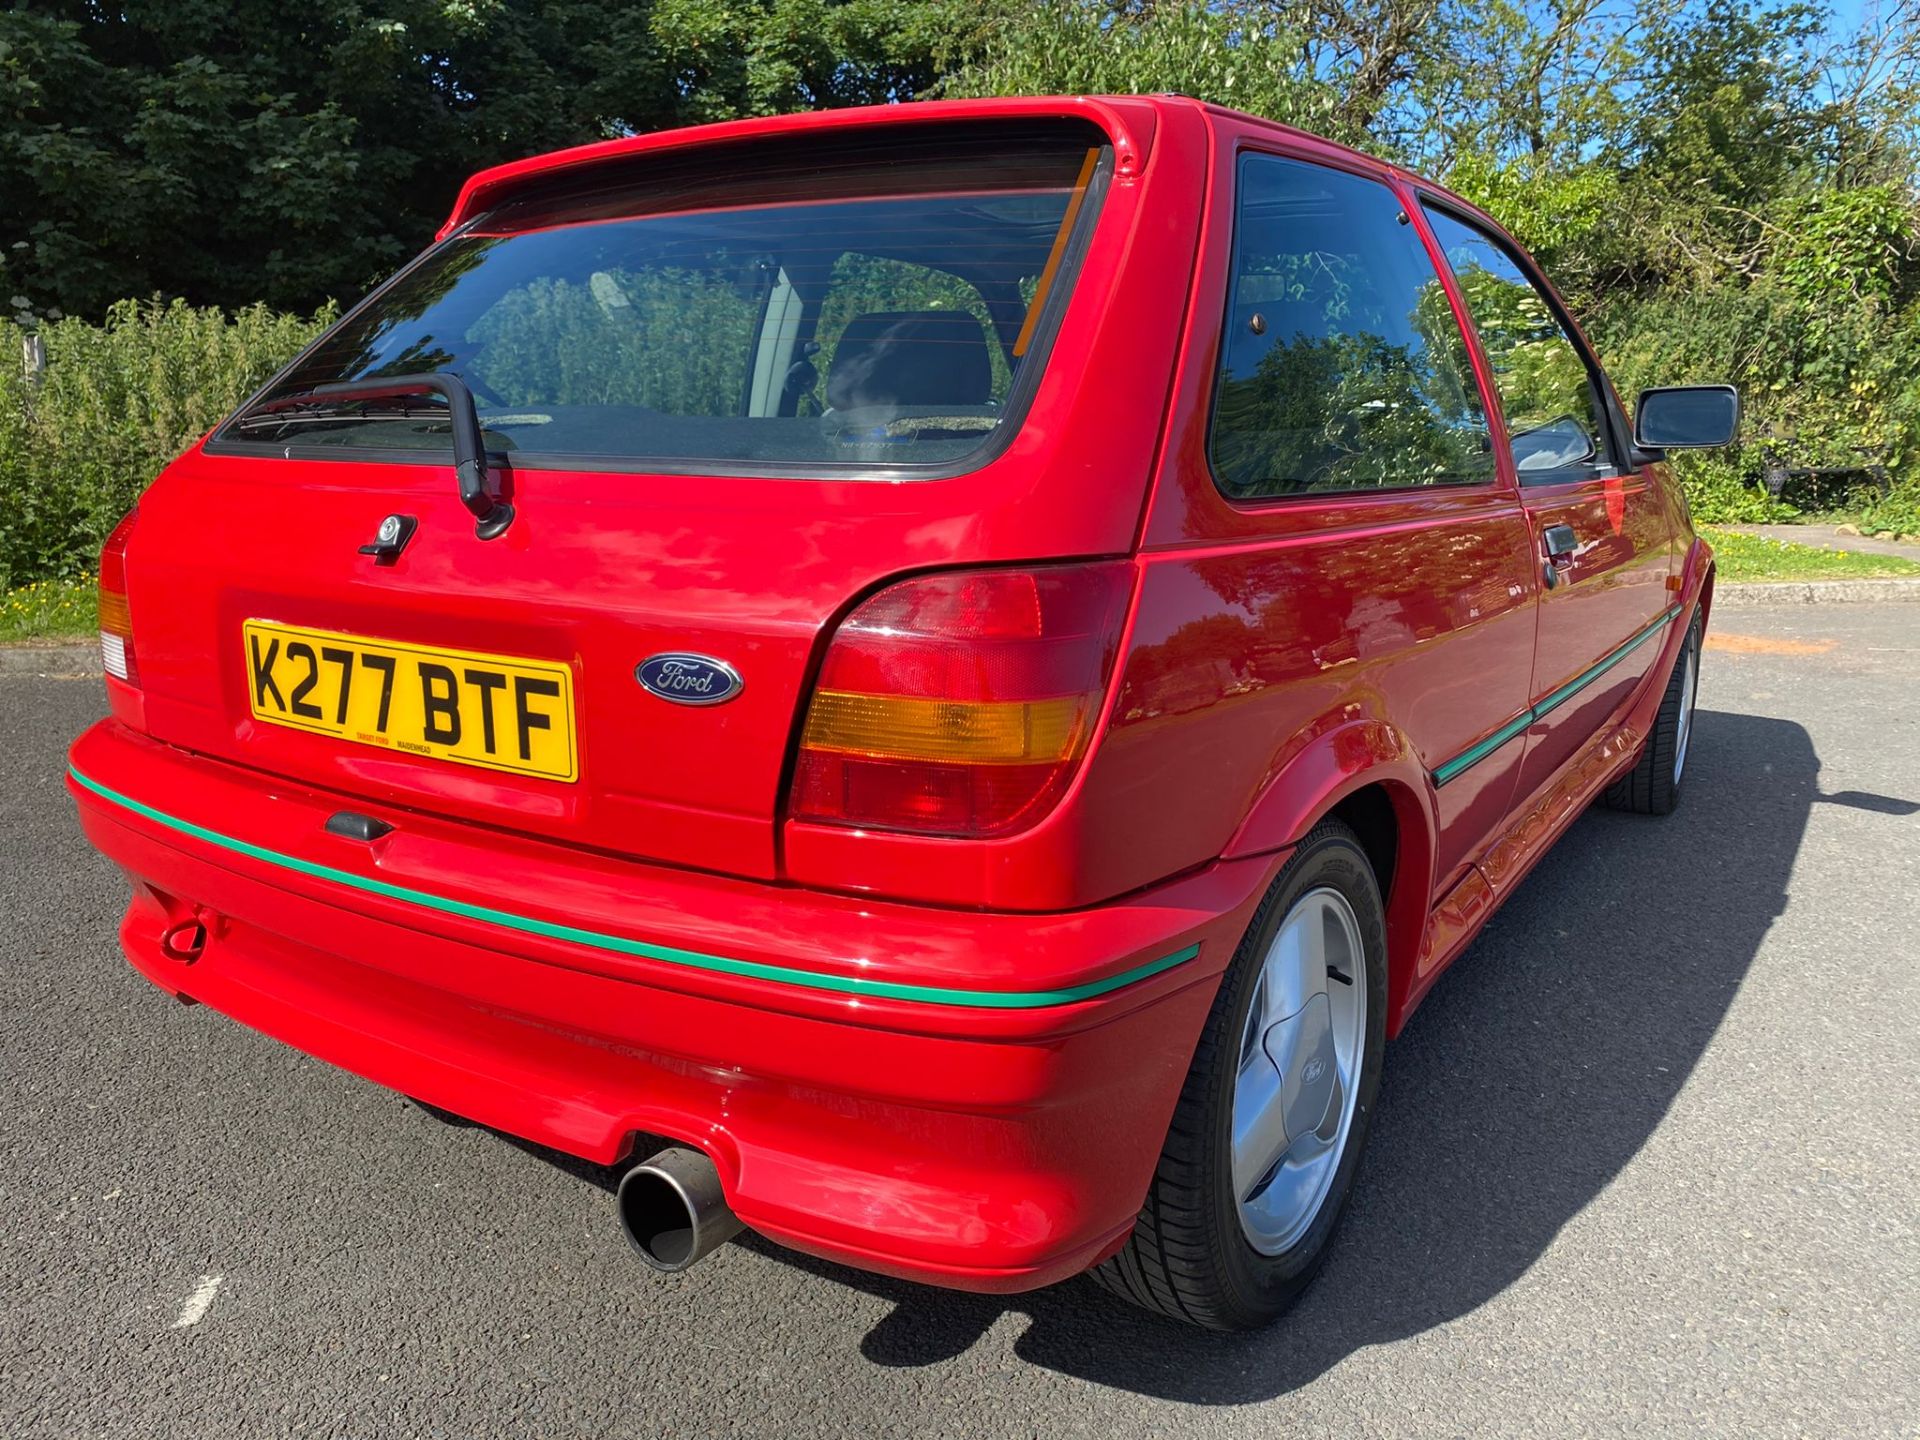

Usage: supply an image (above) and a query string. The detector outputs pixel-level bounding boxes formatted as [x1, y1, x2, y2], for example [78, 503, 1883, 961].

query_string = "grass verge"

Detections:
[1700, 526, 1920, 582]
[0, 577, 97, 645]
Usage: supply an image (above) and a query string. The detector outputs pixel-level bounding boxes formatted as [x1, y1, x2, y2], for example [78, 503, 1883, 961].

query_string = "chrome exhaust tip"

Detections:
[617, 1146, 743, 1273]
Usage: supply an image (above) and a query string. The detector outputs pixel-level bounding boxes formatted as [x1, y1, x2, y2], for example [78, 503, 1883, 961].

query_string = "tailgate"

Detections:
[110, 106, 1202, 882]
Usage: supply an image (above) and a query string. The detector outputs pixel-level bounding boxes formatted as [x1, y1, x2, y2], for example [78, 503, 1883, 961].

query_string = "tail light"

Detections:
[98, 510, 139, 686]
[792, 562, 1133, 838]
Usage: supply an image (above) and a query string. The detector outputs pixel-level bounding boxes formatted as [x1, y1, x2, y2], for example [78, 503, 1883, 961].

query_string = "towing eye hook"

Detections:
[160, 906, 224, 963]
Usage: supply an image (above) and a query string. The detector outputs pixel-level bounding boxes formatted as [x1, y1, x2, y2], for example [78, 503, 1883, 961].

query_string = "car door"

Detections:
[1419, 202, 1674, 805]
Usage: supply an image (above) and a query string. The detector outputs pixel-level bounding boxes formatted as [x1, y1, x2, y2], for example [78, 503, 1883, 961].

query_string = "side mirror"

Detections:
[1634, 384, 1739, 450]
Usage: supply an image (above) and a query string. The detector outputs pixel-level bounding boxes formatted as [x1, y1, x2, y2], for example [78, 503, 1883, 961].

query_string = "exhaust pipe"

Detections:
[617, 1146, 743, 1272]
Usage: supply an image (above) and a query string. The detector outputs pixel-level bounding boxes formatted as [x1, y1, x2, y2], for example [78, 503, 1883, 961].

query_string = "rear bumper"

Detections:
[67, 720, 1276, 1292]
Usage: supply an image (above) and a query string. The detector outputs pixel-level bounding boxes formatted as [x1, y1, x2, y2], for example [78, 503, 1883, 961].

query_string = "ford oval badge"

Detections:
[636, 653, 743, 706]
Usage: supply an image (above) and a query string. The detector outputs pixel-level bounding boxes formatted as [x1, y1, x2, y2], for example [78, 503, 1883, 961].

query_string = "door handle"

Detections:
[1541, 524, 1579, 589]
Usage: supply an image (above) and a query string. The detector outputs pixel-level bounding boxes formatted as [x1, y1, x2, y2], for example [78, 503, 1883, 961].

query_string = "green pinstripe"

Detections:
[67, 766, 1199, 1011]
[1430, 606, 1681, 788]
[1431, 709, 1536, 787]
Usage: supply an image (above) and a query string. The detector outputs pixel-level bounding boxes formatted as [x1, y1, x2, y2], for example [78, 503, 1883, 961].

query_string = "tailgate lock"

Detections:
[357, 513, 418, 566]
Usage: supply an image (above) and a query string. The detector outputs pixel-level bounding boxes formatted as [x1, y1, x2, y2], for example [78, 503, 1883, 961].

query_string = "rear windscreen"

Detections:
[219, 123, 1109, 476]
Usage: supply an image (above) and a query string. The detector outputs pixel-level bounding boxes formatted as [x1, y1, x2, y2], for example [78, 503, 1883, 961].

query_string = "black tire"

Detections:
[1603, 610, 1702, 816]
[1091, 819, 1388, 1330]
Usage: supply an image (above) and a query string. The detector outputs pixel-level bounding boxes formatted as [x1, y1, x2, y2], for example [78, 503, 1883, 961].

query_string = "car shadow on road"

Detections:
[522, 708, 1835, 1401]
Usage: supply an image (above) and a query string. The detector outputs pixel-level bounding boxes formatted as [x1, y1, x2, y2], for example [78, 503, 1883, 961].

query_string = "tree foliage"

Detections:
[0, 0, 955, 319]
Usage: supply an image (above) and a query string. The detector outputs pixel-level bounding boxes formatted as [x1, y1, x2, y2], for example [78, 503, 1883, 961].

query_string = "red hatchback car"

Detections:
[68, 95, 1736, 1329]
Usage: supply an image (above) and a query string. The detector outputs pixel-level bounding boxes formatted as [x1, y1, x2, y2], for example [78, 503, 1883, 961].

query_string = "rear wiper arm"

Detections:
[292, 372, 513, 540]
[235, 374, 514, 545]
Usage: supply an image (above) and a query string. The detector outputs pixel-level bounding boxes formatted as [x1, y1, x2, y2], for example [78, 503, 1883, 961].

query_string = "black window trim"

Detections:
[1204, 145, 1506, 509]
[1414, 191, 1640, 482]
[203, 135, 1115, 485]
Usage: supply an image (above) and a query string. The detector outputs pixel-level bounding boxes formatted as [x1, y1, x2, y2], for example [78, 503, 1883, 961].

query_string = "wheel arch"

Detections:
[1222, 719, 1438, 1040]
[1686, 533, 1716, 631]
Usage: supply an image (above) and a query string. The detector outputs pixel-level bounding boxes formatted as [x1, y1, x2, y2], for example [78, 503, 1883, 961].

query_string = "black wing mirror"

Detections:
[1634, 384, 1739, 450]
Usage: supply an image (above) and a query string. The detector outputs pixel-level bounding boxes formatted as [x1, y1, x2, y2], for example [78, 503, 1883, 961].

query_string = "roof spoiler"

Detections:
[435, 95, 1161, 240]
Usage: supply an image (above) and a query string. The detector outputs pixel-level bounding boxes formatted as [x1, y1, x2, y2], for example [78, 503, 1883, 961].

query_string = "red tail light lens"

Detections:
[98, 510, 139, 686]
[792, 562, 1133, 838]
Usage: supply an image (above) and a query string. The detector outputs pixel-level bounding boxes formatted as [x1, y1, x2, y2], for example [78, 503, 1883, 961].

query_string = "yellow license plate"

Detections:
[242, 620, 577, 782]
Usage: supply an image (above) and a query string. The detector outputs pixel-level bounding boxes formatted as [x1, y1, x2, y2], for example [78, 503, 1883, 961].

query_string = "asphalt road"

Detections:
[3, 604, 1916, 1439]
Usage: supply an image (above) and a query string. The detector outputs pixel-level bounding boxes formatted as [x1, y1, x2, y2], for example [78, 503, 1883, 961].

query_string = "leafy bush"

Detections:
[1768, 185, 1916, 308]
[942, 0, 1342, 140]
[0, 298, 331, 585]
[1587, 274, 1916, 522]
[1669, 454, 1800, 525]
[1858, 484, 1920, 540]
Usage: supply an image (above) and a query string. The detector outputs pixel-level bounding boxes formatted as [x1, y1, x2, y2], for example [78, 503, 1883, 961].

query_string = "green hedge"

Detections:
[1590, 281, 1920, 526]
[0, 299, 332, 586]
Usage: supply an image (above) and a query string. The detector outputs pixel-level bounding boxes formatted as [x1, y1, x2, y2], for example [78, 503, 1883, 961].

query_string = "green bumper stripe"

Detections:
[67, 765, 1200, 1011]
[1431, 606, 1681, 787]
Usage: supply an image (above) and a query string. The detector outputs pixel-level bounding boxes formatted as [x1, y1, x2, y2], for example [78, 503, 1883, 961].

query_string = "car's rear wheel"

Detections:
[1603, 610, 1702, 816]
[1091, 819, 1387, 1330]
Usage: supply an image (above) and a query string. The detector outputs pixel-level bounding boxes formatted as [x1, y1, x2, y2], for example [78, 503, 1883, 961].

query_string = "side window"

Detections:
[1421, 207, 1616, 483]
[1208, 154, 1495, 500]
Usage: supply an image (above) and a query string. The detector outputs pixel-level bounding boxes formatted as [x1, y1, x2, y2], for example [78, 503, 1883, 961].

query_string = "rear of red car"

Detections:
[67, 97, 1271, 1290]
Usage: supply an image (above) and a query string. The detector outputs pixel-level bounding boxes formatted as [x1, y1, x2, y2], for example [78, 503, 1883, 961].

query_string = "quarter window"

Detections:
[1208, 155, 1495, 500]
[1422, 207, 1617, 483]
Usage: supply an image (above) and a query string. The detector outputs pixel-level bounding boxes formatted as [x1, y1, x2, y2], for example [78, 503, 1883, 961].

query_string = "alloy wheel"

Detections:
[1230, 886, 1369, 1255]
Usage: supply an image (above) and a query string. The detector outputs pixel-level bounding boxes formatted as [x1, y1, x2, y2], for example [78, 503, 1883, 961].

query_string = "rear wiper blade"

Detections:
[229, 398, 448, 429]
[237, 373, 511, 540]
